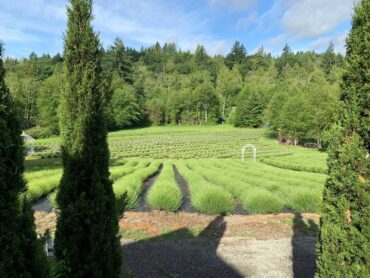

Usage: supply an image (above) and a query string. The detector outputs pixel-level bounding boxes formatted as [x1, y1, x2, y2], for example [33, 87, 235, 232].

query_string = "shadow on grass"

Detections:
[122, 215, 243, 278]
[292, 212, 319, 278]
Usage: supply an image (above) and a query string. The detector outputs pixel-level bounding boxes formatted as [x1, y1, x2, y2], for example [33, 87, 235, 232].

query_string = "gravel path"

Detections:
[34, 210, 319, 277]
[122, 236, 317, 278]
[32, 197, 52, 212]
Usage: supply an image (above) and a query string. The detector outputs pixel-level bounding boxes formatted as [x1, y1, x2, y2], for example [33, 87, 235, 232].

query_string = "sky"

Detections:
[0, 0, 354, 58]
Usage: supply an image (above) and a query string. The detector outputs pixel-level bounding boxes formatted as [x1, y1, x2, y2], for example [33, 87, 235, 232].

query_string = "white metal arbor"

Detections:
[21, 131, 35, 154]
[241, 144, 256, 163]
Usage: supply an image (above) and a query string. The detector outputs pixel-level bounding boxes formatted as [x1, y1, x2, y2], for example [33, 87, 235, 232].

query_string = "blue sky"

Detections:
[0, 0, 354, 58]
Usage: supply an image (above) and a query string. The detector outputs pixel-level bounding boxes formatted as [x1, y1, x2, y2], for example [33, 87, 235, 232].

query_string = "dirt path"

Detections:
[133, 164, 163, 212]
[34, 211, 319, 277]
[173, 165, 195, 212]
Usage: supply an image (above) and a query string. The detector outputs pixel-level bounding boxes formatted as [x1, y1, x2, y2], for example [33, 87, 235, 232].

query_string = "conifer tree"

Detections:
[54, 1, 121, 276]
[0, 42, 49, 277]
[321, 41, 335, 76]
[276, 44, 295, 76]
[315, 0, 370, 276]
[225, 41, 247, 69]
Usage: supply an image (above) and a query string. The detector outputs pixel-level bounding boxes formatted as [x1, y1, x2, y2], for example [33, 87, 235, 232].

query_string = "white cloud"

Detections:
[93, 0, 224, 55]
[236, 12, 259, 29]
[281, 0, 353, 39]
[309, 32, 348, 54]
[208, 0, 256, 11]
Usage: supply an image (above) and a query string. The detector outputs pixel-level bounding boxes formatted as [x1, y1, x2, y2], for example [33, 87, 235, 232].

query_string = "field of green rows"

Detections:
[25, 125, 328, 214]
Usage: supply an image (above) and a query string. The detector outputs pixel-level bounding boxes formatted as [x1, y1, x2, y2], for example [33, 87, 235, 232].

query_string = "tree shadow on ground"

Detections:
[292, 212, 319, 278]
[122, 215, 243, 278]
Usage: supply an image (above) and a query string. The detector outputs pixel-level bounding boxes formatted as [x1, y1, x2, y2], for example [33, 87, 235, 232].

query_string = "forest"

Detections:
[4, 39, 343, 147]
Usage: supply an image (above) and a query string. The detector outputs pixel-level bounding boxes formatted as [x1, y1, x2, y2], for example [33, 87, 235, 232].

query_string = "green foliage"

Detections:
[113, 161, 161, 209]
[53, 1, 121, 276]
[36, 71, 64, 135]
[321, 41, 336, 76]
[216, 64, 242, 122]
[316, 0, 370, 276]
[25, 126, 328, 215]
[4, 27, 344, 139]
[147, 162, 182, 211]
[0, 42, 49, 277]
[260, 152, 327, 174]
[107, 76, 142, 129]
[25, 170, 62, 202]
[225, 41, 247, 70]
[176, 161, 234, 214]
[242, 189, 284, 213]
[233, 87, 267, 128]
[276, 44, 296, 76]
[266, 81, 339, 146]
[286, 188, 321, 212]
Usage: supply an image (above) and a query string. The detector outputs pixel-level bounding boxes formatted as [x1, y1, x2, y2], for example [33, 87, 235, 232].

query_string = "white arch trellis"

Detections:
[241, 144, 256, 163]
[21, 131, 36, 154]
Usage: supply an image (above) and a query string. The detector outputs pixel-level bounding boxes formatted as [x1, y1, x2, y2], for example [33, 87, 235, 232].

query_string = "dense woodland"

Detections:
[4, 40, 343, 146]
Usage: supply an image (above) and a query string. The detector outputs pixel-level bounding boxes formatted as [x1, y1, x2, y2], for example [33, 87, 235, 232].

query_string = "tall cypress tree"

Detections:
[315, 0, 370, 276]
[54, 1, 121, 276]
[0, 43, 49, 277]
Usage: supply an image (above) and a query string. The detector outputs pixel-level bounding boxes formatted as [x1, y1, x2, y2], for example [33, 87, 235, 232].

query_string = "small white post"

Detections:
[242, 144, 256, 163]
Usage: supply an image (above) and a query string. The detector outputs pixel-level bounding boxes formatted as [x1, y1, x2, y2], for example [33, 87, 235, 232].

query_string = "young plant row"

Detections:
[113, 161, 162, 211]
[259, 152, 327, 174]
[146, 162, 183, 212]
[194, 159, 324, 213]
[175, 161, 234, 214]
[26, 160, 147, 205]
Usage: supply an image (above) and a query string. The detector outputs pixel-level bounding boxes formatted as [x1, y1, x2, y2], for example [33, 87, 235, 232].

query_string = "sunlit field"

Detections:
[25, 125, 327, 214]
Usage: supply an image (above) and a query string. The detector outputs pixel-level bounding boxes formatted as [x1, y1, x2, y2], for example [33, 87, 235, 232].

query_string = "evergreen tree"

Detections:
[225, 41, 247, 69]
[111, 37, 133, 84]
[194, 45, 209, 69]
[321, 41, 336, 76]
[54, 1, 121, 276]
[233, 88, 266, 128]
[0, 42, 49, 277]
[315, 0, 370, 276]
[276, 44, 295, 76]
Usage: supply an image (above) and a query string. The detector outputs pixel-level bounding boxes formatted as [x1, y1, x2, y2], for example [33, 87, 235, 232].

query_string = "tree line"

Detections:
[5, 35, 343, 146]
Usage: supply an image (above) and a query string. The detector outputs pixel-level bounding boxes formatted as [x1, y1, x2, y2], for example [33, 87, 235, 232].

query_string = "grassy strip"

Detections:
[260, 154, 327, 174]
[109, 160, 149, 181]
[146, 162, 182, 212]
[176, 161, 234, 214]
[113, 161, 162, 210]
[26, 172, 62, 202]
[241, 189, 284, 213]
[207, 159, 323, 212]
[188, 160, 284, 213]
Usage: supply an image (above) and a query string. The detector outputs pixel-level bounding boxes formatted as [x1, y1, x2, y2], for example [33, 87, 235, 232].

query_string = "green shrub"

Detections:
[48, 191, 58, 208]
[113, 161, 161, 209]
[176, 161, 234, 214]
[147, 162, 182, 211]
[26, 172, 62, 202]
[192, 186, 234, 214]
[242, 189, 284, 213]
[109, 160, 148, 181]
[286, 189, 322, 212]
[26, 127, 57, 139]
